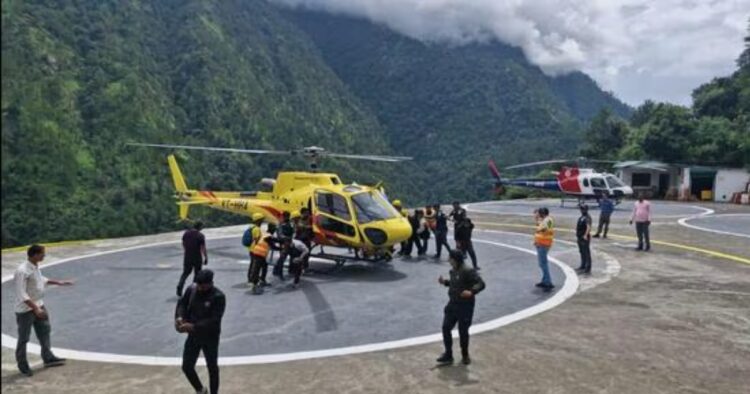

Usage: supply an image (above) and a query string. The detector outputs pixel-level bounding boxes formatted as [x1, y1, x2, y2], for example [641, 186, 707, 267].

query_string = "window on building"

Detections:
[631, 173, 652, 187]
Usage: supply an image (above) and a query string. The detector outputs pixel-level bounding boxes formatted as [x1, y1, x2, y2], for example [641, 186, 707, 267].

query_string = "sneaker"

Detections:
[462, 356, 471, 365]
[436, 353, 454, 364]
[44, 357, 66, 367]
[18, 363, 33, 377]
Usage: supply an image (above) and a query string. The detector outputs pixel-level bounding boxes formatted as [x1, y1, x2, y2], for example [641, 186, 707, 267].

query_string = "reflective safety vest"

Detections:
[251, 238, 270, 258]
[534, 216, 555, 248]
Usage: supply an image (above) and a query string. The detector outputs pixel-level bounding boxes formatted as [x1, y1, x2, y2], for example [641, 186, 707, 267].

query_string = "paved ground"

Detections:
[2, 199, 749, 393]
[681, 214, 750, 237]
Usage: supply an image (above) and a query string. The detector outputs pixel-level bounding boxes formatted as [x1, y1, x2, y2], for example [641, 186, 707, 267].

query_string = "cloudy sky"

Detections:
[275, 0, 749, 107]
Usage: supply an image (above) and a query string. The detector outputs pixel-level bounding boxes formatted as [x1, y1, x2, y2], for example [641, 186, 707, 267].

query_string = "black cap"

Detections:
[449, 250, 465, 264]
[195, 269, 214, 284]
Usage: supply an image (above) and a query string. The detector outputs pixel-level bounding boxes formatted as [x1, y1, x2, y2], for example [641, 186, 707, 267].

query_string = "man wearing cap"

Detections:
[175, 269, 225, 394]
[246, 213, 264, 286]
[576, 204, 593, 274]
[177, 221, 208, 297]
[437, 250, 486, 365]
[272, 211, 295, 280]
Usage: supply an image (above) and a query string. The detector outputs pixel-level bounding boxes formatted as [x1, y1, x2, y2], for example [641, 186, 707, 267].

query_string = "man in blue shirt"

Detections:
[593, 192, 615, 238]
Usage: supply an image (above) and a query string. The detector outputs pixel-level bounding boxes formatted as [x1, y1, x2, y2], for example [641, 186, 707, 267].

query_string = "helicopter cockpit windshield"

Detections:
[605, 175, 625, 188]
[352, 191, 399, 224]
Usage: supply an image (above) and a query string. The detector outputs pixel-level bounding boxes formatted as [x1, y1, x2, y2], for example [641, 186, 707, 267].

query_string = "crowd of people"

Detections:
[11, 195, 654, 393]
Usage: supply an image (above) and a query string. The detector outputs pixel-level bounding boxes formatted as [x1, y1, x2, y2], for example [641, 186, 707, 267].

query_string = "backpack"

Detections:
[242, 225, 254, 247]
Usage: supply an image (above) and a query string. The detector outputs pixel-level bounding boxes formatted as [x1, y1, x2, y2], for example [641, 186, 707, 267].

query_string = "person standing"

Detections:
[432, 204, 452, 259]
[418, 209, 431, 256]
[533, 207, 555, 291]
[630, 195, 652, 251]
[294, 209, 314, 272]
[249, 225, 275, 294]
[175, 269, 225, 394]
[455, 212, 478, 269]
[14, 244, 74, 377]
[436, 250, 486, 365]
[392, 200, 409, 256]
[404, 209, 423, 257]
[593, 192, 614, 238]
[273, 211, 295, 280]
[178, 221, 208, 297]
[576, 204, 593, 274]
[245, 213, 265, 286]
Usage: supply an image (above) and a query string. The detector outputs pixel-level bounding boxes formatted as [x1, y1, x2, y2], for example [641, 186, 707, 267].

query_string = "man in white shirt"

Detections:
[14, 244, 74, 377]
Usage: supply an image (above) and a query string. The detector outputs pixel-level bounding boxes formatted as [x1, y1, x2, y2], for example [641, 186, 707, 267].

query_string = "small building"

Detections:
[614, 161, 750, 202]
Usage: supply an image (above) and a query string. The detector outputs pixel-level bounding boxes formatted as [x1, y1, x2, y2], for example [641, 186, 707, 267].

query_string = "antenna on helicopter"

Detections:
[127, 143, 412, 171]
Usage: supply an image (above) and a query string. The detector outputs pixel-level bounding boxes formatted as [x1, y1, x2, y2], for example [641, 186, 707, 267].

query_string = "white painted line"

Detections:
[678, 213, 750, 239]
[1, 233, 578, 366]
[466, 201, 714, 219]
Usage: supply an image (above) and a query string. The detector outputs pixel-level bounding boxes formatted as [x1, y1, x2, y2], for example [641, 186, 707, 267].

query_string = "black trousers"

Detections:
[16, 308, 55, 366]
[273, 251, 287, 279]
[635, 222, 651, 250]
[182, 335, 219, 394]
[577, 238, 592, 272]
[595, 213, 611, 236]
[404, 234, 422, 256]
[434, 231, 451, 257]
[418, 235, 430, 255]
[177, 258, 202, 296]
[248, 254, 268, 285]
[442, 302, 474, 357]
[458, 240, 478, 269]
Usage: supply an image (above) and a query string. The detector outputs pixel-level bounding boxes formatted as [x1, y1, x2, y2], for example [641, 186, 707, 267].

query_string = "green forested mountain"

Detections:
[285, 10, 630, 203]
[1, 0, 629, 247]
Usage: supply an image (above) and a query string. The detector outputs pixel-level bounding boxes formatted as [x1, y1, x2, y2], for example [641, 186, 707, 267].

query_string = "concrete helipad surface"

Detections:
[1, 232, 576, 364]
[680, 213, 750, 237]
[467, 199, 711, 221]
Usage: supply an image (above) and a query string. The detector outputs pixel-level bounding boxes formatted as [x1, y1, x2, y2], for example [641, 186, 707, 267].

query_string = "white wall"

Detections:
[714, 169, 750, 202]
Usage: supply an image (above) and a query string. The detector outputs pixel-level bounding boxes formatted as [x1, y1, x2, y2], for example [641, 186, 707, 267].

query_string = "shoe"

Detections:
[44, 357, 66, 367]
[576, 267, 585, 272]
[635, 247, 643, 251]
[260, 281, 271, 287]
[592, 234, 600, 238]
[474, 266, 481, 271]
[462, 356, 471, 365]
[436, 353, 454, 364]
[542, 283, 555, 289]
[583, 270, 592, 275]
[535, 282, 545, 288]
[432, 254, 440, 259]
[18, 363, 33, 377]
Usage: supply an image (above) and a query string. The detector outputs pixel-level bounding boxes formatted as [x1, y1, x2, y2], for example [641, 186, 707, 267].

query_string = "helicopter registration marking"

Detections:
[221, 199, 249, 211]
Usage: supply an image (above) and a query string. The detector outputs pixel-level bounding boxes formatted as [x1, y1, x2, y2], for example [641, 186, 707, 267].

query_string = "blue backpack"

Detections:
[242, 226, 254, 247]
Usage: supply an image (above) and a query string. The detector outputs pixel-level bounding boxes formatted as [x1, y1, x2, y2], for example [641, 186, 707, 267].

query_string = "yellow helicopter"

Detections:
[130, 143, 413, 263]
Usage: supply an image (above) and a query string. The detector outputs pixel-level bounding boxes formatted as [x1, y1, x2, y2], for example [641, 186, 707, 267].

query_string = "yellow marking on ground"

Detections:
[473, 221, 750, 266]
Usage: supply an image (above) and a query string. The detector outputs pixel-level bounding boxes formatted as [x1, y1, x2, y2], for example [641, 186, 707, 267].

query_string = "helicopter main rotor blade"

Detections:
[324, 152, 413, 162]
[127, 143, 291, 156]
[504, 159, 569, 170]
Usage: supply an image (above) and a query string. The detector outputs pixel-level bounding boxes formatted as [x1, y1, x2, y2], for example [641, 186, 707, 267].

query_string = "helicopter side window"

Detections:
[318, 215, 356, 237]
[315, 191, 352, 221]
[583, 178, 590, 187]
[606, 175, 625, 188]
[591, 177, 606, 188]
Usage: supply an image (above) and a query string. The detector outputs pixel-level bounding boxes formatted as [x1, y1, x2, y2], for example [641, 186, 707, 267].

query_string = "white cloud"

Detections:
[273, 0, 750, 106]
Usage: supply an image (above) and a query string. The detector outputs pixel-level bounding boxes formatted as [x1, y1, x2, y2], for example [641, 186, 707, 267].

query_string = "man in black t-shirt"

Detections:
[576, 204, 593, 274]
[175, 269, 225, 394]
[177, 221, 208, 297]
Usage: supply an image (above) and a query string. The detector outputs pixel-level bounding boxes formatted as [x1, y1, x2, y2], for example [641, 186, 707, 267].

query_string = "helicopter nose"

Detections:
[376, 217, 412, 245]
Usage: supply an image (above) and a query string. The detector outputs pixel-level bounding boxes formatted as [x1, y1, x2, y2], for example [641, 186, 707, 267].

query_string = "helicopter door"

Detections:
[312, 190, 358, 245]
[590, 177, 607, 196]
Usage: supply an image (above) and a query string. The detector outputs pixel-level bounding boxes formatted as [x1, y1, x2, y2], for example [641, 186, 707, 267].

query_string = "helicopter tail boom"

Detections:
[168, 154, 189, 193]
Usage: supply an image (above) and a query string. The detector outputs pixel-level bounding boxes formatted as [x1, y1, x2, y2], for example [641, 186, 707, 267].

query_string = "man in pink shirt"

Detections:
[629, 195, 651, 251]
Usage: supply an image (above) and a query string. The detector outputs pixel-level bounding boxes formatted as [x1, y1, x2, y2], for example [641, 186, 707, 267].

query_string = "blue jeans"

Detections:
[536, 246, 552, 286]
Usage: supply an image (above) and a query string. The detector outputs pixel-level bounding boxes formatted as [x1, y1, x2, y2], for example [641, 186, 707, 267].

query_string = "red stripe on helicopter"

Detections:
[557, 167, 582, 193]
